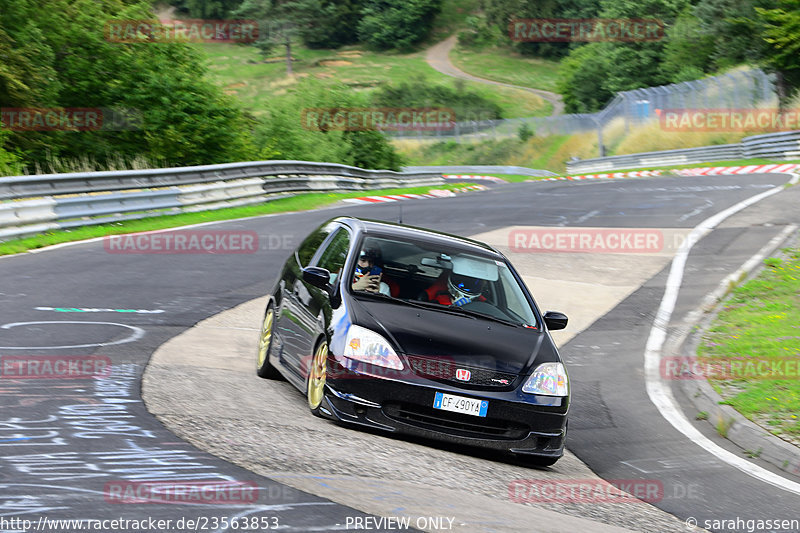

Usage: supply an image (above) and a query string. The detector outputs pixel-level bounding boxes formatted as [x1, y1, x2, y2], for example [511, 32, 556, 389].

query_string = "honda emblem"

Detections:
[455, 369, 471, 381]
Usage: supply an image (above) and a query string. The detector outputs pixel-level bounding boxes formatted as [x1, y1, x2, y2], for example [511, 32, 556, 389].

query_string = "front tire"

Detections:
[256, 305, 281, 379]
[307, 340, 328, 416]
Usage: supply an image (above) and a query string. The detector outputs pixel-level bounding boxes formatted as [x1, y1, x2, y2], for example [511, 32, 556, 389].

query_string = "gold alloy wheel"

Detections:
[307, 342, 328, 410]
[257, 309, 274, 368]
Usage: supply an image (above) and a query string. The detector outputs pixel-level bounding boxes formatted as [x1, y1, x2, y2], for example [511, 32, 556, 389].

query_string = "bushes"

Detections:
[254, 80, 404, 171]
[1, 0, 255, 171]
[357, 0, 443, 51]
[372, 76, 503, 121]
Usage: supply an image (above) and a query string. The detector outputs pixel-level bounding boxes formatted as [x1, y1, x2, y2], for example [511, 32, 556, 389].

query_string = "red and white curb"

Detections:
[673, 163, 799, 176]
[443, 174, 508, 183]
[540, 170, 664, 181]
[343, 185, 488, 204]
[542, 164, 799, 182]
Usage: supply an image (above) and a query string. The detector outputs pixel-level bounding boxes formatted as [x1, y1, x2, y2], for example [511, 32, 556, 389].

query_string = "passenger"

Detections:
[352, 248, 391, 296]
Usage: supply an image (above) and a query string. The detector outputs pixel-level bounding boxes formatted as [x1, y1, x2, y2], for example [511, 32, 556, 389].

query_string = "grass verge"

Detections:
[0, 183, 470, 256]
[449, 46, 561, 92]
[698, 247, 800, 444]
[199, 42, 550, 119]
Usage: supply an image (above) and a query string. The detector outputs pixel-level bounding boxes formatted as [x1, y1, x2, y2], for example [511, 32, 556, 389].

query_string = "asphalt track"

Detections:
[1, 172, 799, 532]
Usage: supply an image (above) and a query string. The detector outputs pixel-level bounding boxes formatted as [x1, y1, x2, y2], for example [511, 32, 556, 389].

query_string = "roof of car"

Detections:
[335, 216, 502, 258]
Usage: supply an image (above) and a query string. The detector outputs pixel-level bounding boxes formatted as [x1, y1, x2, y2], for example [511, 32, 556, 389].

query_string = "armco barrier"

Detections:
[567, 130, 800, 174]
[403, 165, 557, 177]
[567, 144, 743, 174]
[0, 161, 444, 241]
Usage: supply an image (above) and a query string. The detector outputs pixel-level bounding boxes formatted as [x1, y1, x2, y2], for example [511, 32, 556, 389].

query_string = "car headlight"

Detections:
[522, 362, 569, 396]
[344, 325, 404, 370]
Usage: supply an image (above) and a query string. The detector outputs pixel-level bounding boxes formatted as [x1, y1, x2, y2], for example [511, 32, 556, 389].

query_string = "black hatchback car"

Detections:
[256, 216, 570, 465]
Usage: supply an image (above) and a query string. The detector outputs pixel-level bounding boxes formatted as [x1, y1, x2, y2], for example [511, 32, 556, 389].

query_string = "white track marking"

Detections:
[0, 321, 145, 349]
[643, 172, 800, 495]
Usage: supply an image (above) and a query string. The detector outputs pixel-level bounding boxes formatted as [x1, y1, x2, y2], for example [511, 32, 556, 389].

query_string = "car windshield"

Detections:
[349, 234, 538, 328]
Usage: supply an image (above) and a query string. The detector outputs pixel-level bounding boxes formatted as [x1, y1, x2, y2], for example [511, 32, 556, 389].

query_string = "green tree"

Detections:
[755, 0, 800, 105]
[235, 0, 300, 74]
[483, 0, 602, 58]
[357, 0, 443, 51]
[1, 0, 254, 170]
[694, 0, 771, 70]
[556, 0, 691, 111]
[660, 8, 716, 82]
[557, 43, 616, 112]
[254, 79, 403, 170]
[183, 0, 244, 18]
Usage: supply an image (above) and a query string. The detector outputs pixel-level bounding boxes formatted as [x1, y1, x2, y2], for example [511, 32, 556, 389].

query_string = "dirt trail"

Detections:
[425, 35, 565, 116]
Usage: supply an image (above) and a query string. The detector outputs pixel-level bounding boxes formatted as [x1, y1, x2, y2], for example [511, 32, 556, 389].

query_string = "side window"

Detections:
[315, 229, 351, 285]
[296, 222, 337, 267]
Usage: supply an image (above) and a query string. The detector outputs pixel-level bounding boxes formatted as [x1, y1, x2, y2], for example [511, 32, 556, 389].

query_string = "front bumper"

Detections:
[320, 358, 568, 458]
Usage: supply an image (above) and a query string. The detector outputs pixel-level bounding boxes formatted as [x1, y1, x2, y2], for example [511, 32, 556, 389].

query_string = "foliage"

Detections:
[517, 122, 534, 141]
[180, 0, 244, 18]
[556, 0, 692, 112]
[755, 0, 800, 104]
[371, 76, 503, 121]
[235, 0, 300, 63]
[0, 0, 255, 171]
[660, 8, 716, 82]
[0, 129, 24, 176]
[457, 15, 500, 48]
[482, 0, 602, 59]
[253, 79, 403, 170]
[357, 0, 443, 51]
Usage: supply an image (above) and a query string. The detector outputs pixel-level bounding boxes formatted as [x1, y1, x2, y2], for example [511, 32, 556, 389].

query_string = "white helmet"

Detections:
[447, 272, 484, 306]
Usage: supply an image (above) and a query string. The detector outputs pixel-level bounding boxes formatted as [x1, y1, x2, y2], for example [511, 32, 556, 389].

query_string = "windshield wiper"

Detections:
[413, 300, 525, 327]
[455, 308, 526, 328]
[405, 299, 495, 320]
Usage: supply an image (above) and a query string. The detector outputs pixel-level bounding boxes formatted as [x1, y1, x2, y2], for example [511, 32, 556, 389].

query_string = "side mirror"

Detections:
[543, 311, 568, 331]
[302, 267, 331, 291]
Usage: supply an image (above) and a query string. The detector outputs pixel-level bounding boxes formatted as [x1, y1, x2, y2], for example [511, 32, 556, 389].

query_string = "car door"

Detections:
[275, 222, 337, 376]
[280, 223, 352, 381]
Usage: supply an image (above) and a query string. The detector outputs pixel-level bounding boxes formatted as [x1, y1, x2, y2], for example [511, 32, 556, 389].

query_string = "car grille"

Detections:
[383, 402, 529, 440]
[405, 355, 518, 389]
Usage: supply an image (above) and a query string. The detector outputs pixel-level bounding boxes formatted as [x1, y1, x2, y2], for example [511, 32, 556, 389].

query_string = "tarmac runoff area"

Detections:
[142, 225, 695, 533]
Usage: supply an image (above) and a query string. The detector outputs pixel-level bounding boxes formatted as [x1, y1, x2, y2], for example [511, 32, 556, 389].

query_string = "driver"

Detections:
[423, 271, 487, 306]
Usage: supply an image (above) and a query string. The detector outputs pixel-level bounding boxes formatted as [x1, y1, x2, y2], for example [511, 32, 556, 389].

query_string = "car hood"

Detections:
[351, 298, 559, 375]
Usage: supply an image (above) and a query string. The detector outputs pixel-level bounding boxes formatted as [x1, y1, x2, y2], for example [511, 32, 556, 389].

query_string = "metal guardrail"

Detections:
[402, 165, 557, 177]
[566, 131, 800, 174]
[742, 130, 800, 159]
[0, 161, 444, 242]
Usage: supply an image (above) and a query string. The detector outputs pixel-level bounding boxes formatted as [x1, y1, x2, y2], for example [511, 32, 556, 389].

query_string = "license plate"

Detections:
[433, 392, 488, 417]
